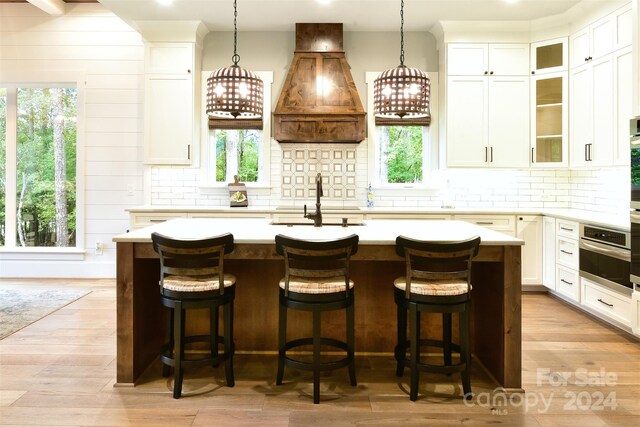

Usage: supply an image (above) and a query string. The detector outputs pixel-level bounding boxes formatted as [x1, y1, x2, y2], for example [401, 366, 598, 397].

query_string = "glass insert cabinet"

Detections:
[530, 38, 568, 167]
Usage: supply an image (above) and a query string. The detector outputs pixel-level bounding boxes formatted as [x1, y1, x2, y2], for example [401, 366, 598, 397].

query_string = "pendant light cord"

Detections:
[399, 0, 405, 67]
[232, 0, 240, 66]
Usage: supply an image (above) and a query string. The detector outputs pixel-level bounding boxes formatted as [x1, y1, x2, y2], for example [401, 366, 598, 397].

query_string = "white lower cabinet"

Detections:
[582, 277, 632, 328]
[556, 265, 580, 302]
[633, 291, 640, 337]
[542, 216, 556, 290]
[453, 214, 516, 237]
[517, 215, 542, 285]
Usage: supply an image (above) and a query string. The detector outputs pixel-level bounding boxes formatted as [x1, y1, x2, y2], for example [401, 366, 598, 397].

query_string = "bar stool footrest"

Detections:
[281, 337, 354, 372]
[160, 334, 234, 368]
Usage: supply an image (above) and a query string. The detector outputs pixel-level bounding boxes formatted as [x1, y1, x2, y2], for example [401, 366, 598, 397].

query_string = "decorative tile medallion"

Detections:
[280, 144, 358, 201]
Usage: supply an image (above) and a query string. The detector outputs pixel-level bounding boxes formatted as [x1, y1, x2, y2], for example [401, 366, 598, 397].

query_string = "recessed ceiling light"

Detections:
[157, 0, 174, 6]
[317, 0, 332, 5]
[504, 0, 520, 4]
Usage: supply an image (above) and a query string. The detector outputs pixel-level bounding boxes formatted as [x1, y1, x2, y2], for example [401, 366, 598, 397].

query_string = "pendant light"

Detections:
[206, 0, 263, 119]
[373, 0, 430, 119]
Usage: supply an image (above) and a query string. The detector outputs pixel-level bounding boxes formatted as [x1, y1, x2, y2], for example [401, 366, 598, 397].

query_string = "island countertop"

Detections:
[113, 218, 524, 246]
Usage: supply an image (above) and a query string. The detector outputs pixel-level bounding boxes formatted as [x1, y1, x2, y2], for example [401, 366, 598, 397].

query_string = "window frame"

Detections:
[365, 71, 440, 192]
[199, 71, 273, 190]
[0, 72, 85, 257]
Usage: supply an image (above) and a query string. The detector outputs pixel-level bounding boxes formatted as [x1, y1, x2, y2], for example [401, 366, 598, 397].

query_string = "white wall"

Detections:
[0, 3, 145, 277]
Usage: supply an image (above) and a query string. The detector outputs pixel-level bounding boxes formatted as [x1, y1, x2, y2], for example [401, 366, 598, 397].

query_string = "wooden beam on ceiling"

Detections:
[26, 0, 65, 14]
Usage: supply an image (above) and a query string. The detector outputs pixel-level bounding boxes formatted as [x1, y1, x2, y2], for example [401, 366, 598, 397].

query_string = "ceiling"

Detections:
[93, 0, 589, 32]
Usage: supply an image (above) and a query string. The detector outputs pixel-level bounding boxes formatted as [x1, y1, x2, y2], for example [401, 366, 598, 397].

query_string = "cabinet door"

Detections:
[590, 15, 614, 61]
[570, 27, 590, 69]
[531, 37, 567, 75]
[145, 43, 194, 74]
[488, 44, 529, 75]
[446, 76, 488, 167]
[590, 55, 614, 166]
[569, 65, 592, 167]
[542, 217, 556, 290]
[488, 76, 529, 167]
[144, 75, 193, 165]
[614, 47, 632, 166]
[447, 44, 488, 76]
[614, 4, 632, 50]
[531, 72, 568, 166]
[517, 215, 543, 286]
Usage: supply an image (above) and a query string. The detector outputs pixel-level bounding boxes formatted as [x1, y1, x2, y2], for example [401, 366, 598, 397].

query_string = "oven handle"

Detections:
[579, 239, 630, 262]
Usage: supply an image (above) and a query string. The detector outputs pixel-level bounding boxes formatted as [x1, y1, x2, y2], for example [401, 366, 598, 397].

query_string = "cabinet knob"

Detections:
[531, 71, 535, 75]
[484, 71, 488, 75]
[489, 71, 494, 75]
[187, 69, 191, 73]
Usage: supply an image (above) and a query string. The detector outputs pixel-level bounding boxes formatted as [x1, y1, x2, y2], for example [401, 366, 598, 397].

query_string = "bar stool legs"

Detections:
[460, 305, 472, 398]
[224, 302, 235, 387]
[347, 302, 357, 387]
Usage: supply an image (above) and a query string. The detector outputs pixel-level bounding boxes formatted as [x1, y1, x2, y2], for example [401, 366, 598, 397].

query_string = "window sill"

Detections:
[199, 183, 272, 195]
[0, 247, 85, 261]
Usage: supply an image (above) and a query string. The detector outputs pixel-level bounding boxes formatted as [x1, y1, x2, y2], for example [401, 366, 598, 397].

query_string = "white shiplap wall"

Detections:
[0, 3, 144, 277]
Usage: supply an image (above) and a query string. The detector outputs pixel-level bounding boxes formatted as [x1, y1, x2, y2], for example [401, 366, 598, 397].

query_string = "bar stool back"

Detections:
[274, 233, 359, 404]
[394, 235, 481, 401]
[151, 232, 236, 399]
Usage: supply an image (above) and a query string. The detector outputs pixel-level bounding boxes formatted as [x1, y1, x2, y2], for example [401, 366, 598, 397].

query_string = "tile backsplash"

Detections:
[150, 140, 628, 214]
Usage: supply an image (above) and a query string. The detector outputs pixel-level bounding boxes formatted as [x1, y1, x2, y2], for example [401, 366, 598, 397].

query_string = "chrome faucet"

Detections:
[304, 173, 323, 227]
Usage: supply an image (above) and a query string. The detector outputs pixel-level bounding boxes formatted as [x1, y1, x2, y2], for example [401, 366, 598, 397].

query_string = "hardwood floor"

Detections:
[0, 279, 638, 426]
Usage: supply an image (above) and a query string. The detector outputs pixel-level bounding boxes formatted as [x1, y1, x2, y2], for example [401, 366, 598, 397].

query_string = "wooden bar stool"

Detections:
[274, 234, 359, 404]
[394, 235, 481, 401]
[151, 232, 236, 399]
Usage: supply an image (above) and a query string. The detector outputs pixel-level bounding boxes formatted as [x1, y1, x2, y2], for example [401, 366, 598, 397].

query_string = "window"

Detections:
[1, 85, 78, 249]
[366, 72, 439, 188]
[211, 129, 262, 183]
[202, 71, 273, 187]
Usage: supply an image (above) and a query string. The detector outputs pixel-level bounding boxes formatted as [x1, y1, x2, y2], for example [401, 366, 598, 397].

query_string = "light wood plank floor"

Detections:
[0, 279, 638, 426]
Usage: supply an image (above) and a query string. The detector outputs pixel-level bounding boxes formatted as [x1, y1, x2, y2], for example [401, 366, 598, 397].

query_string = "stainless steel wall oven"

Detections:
[579, 224, 631, 296]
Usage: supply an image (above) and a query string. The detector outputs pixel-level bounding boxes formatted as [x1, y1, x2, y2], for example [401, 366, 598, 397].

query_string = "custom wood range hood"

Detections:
[273, 23, 366, 143]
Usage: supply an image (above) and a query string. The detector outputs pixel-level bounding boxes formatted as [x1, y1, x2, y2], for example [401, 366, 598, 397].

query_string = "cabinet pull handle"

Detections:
[485, 147, 488, 162]
[490, 147, 493, 162]
[560, 279, 573, 286]
[560, 249, 573, 255]
[587, 143, 592, 161]
[187, 144, 191, 160]
[476, 221, 494, 225]
[560, 227, 573, 232]
[584, 144, 588, 161]
[597, 298, 613, 308]
[531, 147, 535, 163]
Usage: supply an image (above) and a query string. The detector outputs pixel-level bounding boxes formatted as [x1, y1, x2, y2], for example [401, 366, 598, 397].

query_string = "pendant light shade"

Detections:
[206, 0, 263, 119]
[373, 0, 430, 119]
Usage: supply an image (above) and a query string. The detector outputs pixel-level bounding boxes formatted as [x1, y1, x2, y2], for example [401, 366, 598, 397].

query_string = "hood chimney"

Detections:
[274, 23, 366, 143]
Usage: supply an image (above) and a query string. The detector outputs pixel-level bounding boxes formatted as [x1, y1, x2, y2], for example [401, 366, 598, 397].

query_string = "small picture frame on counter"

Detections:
[228, 175, 248, 207]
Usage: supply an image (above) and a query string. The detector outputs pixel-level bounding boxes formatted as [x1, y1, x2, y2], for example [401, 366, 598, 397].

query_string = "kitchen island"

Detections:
[113, 218, 524, 390]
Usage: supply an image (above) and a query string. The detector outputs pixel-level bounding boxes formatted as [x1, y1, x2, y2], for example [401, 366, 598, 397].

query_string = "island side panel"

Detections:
[503, 245, 522, 390]
[116, 242, 135, 384]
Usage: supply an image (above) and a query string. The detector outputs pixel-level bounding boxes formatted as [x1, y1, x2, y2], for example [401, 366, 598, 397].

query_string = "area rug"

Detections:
[0, 288, 90, 339]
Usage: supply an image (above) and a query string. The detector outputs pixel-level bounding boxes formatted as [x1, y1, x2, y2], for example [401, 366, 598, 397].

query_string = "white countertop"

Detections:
[127, 205, 630, 232]
[113, 218, 524, 246]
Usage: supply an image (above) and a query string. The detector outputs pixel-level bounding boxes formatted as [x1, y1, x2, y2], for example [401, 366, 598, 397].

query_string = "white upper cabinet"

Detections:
[614, 46, 632, 165]
[531, 37, 568, 75]
[531, 72, 568, 167]
[144, 42, 199, 165]
[447, 43, 529, 76]
[446, 43, 529, 168]
[570, 4, 632, 69]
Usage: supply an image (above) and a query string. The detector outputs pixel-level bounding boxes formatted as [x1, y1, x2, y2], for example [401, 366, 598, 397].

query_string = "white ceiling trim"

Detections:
[26, 0, 66, 15]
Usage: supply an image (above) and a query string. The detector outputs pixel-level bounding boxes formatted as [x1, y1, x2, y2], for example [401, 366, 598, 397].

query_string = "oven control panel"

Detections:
[581, 225, 629, 249]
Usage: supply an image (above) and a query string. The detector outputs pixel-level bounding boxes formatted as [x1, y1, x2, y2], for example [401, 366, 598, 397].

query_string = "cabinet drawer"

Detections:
[188, 212, 270, 219]
[556, 237, 579, 269]
[633, 291, 640, 336]
[130, 213, 187, 229]
[454, 215, 516, 236]
[556, 219, 579, 239]
[582, 278, 632, 327]
[366, 214, 451, 221]
[556, 265, 580, 302]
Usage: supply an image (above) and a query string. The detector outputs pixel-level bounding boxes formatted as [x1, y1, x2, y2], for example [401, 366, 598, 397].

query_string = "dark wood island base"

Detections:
[116, 241, 522, 391]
